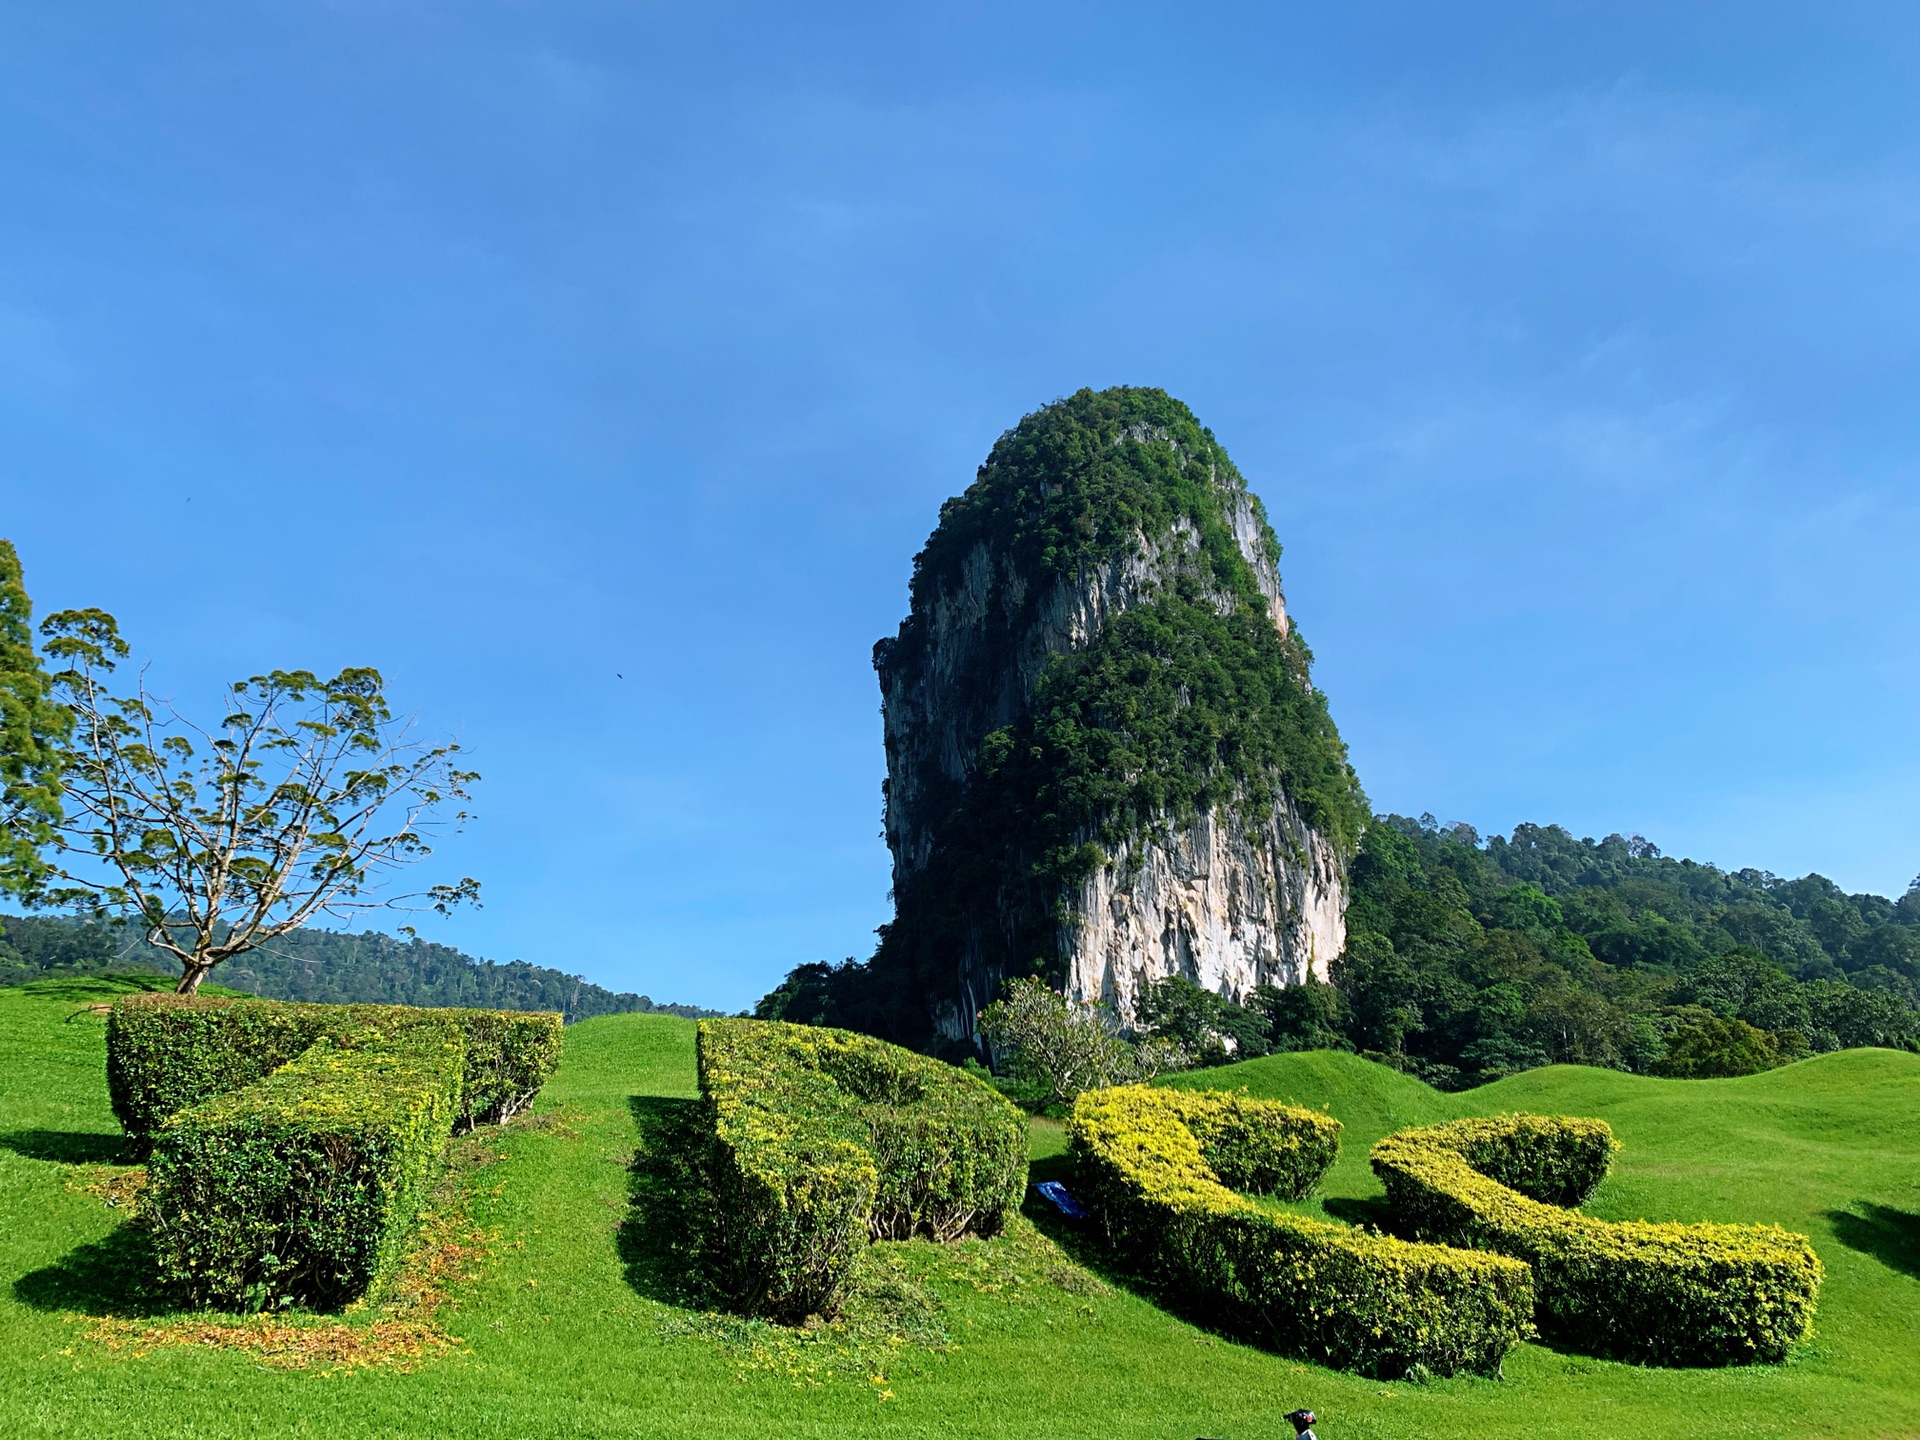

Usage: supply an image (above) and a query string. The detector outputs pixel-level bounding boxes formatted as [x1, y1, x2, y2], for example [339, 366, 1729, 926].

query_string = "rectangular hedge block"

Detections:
[146, 1024, 466, 1309]
[695, 1019, 1027, 1322]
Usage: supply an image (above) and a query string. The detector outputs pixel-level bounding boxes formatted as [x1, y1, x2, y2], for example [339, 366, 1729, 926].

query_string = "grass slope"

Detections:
[2, 980, 1917, 1439]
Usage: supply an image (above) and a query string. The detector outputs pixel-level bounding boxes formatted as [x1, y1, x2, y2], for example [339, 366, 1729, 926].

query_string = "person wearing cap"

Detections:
[1284, 1409, 1318, 1440]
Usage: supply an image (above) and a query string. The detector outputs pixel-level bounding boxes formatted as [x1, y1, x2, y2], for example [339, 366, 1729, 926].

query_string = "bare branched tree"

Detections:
[34, 608, 480, 994]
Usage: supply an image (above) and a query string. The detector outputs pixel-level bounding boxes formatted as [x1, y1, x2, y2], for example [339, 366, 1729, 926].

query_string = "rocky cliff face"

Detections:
[872, 388, 1364, 1044]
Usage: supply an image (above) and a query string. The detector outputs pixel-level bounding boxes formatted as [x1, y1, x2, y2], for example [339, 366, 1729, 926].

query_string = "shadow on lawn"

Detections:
[1827, 1202, 1920, 1280]
[1018, 1149, 1136, 1289]
[617, 1095, 712, 1309]
[13, 1222, 173, 1318]
[1321, 1194, 1399, 1232]
[0, 1129, 134, 1165]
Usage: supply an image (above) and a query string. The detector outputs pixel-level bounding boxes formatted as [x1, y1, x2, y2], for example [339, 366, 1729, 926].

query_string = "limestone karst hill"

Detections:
[869, 386, 1367, 1044]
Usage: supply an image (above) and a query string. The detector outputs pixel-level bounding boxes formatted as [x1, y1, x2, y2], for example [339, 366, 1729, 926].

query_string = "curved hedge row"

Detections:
[1370, 1114, 1823, 1365]
[1069, 1085, 1535, 1378]
[695, 1019, 1027, 1321]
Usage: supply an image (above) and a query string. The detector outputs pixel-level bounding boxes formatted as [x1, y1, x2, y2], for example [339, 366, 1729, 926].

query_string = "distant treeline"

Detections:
[758, 815, 1920, 1087]
[1321, 817, 1920, 1086]
[0, 914, 720, 1023]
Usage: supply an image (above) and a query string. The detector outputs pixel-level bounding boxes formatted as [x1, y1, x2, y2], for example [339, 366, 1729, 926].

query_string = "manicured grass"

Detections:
[3, 978, 1918, 1439]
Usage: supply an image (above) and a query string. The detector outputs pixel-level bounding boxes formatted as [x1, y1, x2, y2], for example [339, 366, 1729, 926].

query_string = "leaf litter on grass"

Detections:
[627, 1093, 1110, 1394]
[657, 1215, 1107, 1393]
[76, 1124, 514, 1373]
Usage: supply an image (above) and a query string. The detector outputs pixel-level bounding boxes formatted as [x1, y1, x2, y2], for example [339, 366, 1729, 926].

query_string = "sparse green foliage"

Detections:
[1134, 974, 1239, 1065]
[977, 975, 1179, 1106]
[33, 607, 479, 993]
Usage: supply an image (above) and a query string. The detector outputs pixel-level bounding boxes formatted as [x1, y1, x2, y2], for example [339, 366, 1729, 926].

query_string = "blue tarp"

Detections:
[1034, 1180, 1088, 1219]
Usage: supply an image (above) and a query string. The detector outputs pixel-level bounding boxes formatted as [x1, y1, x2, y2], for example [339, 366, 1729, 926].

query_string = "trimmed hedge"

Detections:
[695, 1019, 1027, 1321]
[1070, 1085, 1534, 1378]
[109, 993, 562, 1311]
[108, 993, 563, 1142]
[146, 1023, 465, 1308]
[1147, 1086, 1341, 1199]
[1371, 1114, 1824, 1365]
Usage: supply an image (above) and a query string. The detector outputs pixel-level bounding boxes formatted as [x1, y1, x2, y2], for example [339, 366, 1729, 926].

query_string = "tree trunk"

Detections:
[176, 961, 214, 996]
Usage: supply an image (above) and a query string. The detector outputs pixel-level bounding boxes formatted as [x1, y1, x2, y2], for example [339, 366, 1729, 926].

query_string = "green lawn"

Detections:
[3, 977, 1918, 1439]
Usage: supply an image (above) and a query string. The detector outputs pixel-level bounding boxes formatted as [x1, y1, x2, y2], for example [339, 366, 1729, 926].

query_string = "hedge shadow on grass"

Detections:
[0, 1129, 132, 1165]
[13, 1223, 173, 1318]
[1020, 1151, 1419, 1365]
[1321, 1194, 1397, 1233]
[617, 1095, 713, 1310]
[1016, 1150, 1160, 1302]
[1827, 1202, 1920, 1281]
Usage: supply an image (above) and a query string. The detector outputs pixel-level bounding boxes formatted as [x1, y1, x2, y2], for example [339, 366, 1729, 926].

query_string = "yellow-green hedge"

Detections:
[1069, 1085, 1534, 1378]
[1370, 1115, 1823, 1365]
[695, 1019, 1027, 1322]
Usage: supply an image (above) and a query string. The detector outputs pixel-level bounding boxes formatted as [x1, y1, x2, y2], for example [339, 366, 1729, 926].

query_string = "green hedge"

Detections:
[1070, 1085, 1534, 1378]
[108, 994, 563, 1142]
[146, 1023, 465, 1309]
[695, 1019, 1027, 1321]
[1370, 1115, 1823, 1365]
[1146, 1086, 1341, 1199]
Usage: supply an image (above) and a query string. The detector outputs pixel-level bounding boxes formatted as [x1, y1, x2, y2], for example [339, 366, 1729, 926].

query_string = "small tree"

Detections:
[24, 608, 479, 994]
[1653, 1015, 1783, 1079]
[0, 541, 71, 898]
[977, 976, 1182, 1107]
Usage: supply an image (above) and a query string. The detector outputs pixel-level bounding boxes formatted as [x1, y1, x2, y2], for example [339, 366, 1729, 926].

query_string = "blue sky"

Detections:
[3, 3, 1917, 1010]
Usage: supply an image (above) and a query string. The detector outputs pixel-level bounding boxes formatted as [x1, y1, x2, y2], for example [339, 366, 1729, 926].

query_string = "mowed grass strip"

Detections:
[0, 977, 1916, 1439]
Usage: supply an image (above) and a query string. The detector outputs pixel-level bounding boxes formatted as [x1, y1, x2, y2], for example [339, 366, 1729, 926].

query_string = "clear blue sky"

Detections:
[3, 4, 1917, 1011]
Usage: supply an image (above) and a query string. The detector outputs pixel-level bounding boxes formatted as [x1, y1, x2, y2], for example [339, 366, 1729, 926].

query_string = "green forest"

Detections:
[1169, 815, 1920, 1087]
[762, 815, 1920, 1087]
[0, 914, 718, 1022]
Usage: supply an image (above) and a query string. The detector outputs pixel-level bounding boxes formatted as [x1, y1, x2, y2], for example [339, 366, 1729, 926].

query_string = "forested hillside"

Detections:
[760, 815, 1920, 1087]
[1319, 816, 1920, 1086]
[0, 915, 718, 1022]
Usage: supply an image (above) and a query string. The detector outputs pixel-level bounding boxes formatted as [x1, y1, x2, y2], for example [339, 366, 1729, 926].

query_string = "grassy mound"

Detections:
[3, 978, 1919, 1438]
